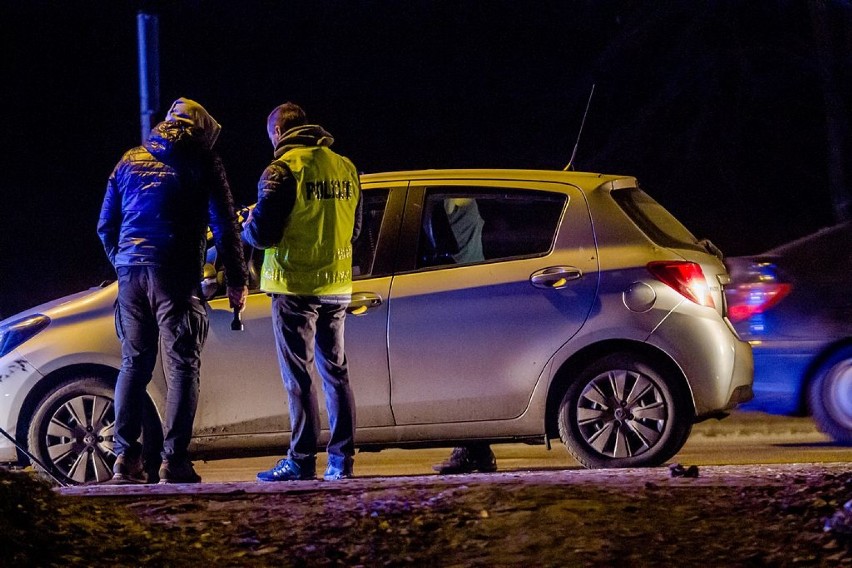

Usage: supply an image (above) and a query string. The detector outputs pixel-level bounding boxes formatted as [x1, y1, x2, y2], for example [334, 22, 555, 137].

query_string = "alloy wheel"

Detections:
[575, 369, 668, 459]
[43, 393, 116, 483]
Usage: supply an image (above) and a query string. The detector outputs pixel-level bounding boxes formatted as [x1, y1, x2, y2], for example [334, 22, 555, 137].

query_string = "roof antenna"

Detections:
[564, 83, 596, 171]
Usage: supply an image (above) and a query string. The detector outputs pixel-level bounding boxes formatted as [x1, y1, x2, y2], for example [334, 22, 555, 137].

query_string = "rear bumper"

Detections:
[648, 310, 754, 417]
[737, 341, 813, 416]
[726, 338, 755, 408]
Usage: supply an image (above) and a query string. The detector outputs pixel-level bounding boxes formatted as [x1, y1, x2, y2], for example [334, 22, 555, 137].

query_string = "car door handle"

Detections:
[530, 266, 583, 289]
[347, 292, 383, 315]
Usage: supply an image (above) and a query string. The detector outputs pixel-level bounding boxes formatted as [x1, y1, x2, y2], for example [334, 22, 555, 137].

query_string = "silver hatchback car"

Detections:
[0, 169, 753, 484]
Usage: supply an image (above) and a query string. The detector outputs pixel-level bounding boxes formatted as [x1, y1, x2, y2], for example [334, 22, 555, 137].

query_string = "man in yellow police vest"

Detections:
[242, 102, 362, 481]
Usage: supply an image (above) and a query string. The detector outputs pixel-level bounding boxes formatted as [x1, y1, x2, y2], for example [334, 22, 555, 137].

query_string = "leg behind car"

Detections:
[434, 442, 497, 475]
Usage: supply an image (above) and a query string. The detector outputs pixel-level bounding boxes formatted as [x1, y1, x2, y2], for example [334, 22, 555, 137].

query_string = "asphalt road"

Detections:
[192, 411, 852, 483]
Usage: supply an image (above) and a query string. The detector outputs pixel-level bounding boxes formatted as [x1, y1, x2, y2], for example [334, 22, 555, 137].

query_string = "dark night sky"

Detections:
[1, 1, 850, 319]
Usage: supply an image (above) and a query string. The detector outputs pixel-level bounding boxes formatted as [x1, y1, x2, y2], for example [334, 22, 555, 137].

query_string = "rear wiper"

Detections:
[698, 238, 724, 260]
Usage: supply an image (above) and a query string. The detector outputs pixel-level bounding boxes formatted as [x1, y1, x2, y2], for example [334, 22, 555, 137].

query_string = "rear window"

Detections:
[611, 188, 704, 252]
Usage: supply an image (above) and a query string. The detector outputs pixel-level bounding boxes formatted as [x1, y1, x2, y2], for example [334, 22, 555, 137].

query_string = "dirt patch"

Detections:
[4, 463, 851, 566]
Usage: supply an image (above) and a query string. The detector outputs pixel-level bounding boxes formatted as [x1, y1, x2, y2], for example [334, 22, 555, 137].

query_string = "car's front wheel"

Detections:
[808, 347, 852, 446]
[558, 353, 692, 468]
[26, 375, 161, 485]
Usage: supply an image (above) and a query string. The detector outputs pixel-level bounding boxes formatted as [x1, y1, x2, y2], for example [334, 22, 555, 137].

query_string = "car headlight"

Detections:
[0, 315, 51, 358]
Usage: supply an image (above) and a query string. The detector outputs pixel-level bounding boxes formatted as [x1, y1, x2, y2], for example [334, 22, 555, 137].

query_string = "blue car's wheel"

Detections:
[808, 347, 852, 446]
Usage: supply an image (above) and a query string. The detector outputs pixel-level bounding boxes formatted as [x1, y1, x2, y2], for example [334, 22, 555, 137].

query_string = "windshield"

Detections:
[612, 188, 704, 252]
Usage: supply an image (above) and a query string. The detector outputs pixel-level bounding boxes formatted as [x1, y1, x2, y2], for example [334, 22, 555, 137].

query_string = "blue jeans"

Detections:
[113, 265, 209, 462]
[271, 294, 355, 470]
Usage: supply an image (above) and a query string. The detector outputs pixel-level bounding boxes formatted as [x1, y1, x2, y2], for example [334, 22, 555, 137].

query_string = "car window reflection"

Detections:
[417, 188, 566, 269]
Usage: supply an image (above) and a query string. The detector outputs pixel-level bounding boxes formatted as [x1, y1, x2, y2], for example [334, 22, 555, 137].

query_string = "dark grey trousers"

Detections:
[271, 294, 355, 470]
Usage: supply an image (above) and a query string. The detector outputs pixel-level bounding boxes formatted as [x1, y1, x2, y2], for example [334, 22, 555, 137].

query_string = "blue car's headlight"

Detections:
[0, 315, 51, 358]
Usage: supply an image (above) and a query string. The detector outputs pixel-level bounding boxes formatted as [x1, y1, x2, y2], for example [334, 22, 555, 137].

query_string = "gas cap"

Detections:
[623, 282, 656, 312]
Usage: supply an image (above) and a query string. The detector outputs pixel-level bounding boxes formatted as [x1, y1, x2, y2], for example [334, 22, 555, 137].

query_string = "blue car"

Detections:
[725, 222, 852, 444]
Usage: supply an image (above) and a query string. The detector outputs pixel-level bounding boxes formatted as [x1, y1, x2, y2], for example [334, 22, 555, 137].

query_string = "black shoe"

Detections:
[110, 453, 146, 484]
[158, 459, 201, 484]
[433, 446, 497, 475]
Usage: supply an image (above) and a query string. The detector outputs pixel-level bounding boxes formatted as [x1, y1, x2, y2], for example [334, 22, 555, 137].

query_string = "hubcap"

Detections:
[576, 369, 668, 459]
[44, 394, 116, 483]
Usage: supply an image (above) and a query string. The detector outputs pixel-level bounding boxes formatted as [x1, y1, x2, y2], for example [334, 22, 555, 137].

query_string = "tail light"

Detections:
[647, 261, 715, 308]
[724, 263, 791, 323]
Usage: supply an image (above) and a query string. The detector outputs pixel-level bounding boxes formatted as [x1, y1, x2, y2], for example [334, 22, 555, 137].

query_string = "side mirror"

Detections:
[201, 262, 221, 300]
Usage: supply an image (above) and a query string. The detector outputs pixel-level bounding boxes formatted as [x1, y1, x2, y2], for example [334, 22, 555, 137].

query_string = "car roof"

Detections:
[755, 221, 852, 275]
[360, 169, 637, 193]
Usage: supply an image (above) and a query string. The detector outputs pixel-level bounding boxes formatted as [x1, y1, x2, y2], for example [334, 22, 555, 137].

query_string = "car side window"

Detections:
[352, 188, 390, 279]
[201, 190, 389, 298]
[417, 188, 566, 269]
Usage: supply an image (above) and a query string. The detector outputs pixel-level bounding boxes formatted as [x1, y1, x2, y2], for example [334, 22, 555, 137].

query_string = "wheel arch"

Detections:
[15, 363, 161, 466]
[544, 339, 695, 441]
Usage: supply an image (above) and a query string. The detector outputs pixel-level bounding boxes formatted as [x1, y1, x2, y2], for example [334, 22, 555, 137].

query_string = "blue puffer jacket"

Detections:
[97, 120, 247, 287]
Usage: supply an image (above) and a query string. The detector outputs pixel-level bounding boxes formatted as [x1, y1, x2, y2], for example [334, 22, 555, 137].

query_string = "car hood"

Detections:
[0, 282, 118, 327]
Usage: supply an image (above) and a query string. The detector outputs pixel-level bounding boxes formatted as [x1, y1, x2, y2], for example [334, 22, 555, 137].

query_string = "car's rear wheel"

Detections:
[558, 353, 692, 468]
[26, 375, 161, 485]
[808, 347, 852, 446]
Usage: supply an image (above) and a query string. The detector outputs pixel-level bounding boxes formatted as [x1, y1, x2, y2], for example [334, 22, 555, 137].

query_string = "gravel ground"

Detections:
[1, 462, 848, 567]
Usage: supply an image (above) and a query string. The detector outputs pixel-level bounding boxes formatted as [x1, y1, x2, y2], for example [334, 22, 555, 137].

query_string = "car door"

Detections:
[193, 185, 401, 439]
[386, 181, 598, 425]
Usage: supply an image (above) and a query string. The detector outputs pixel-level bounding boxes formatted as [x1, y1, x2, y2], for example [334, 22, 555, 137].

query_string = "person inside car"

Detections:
[430, 197, 498, 475]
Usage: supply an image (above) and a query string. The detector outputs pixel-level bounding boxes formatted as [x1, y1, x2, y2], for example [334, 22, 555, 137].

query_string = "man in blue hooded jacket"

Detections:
[98, 97, 248, 484]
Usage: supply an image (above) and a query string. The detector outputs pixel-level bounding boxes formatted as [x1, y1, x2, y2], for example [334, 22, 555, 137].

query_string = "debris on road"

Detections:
[825, 499, 852, 541]
[668, 463, 700, 478]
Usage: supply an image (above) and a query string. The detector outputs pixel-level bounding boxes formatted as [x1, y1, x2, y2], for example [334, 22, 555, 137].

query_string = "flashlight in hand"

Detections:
[231, 307, 244, 331]
[228, 286, 247, 331]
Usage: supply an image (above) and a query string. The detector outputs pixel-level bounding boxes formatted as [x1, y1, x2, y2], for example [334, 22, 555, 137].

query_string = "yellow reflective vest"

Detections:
[260, 145, 360, 296]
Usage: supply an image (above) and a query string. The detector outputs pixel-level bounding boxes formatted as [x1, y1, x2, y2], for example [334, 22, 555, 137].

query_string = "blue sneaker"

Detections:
[257, 458, 316, 482]
[323, 463, 353, 481]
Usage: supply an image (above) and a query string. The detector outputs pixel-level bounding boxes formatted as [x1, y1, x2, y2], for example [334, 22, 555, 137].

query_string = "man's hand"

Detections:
[228, 286, 248, 311]
[241, 207, 254, 228]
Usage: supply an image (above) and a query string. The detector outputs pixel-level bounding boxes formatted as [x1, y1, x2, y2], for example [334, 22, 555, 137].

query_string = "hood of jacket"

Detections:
[273, 124, 334, 158]
[143, 98, 222, 160]
[165, 97, 221, 148]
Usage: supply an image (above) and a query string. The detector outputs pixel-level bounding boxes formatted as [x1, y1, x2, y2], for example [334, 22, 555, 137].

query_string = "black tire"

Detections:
[26, 375, 162, 485]
[558, 353, 692, 468]
[808, 347, 852, 446]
